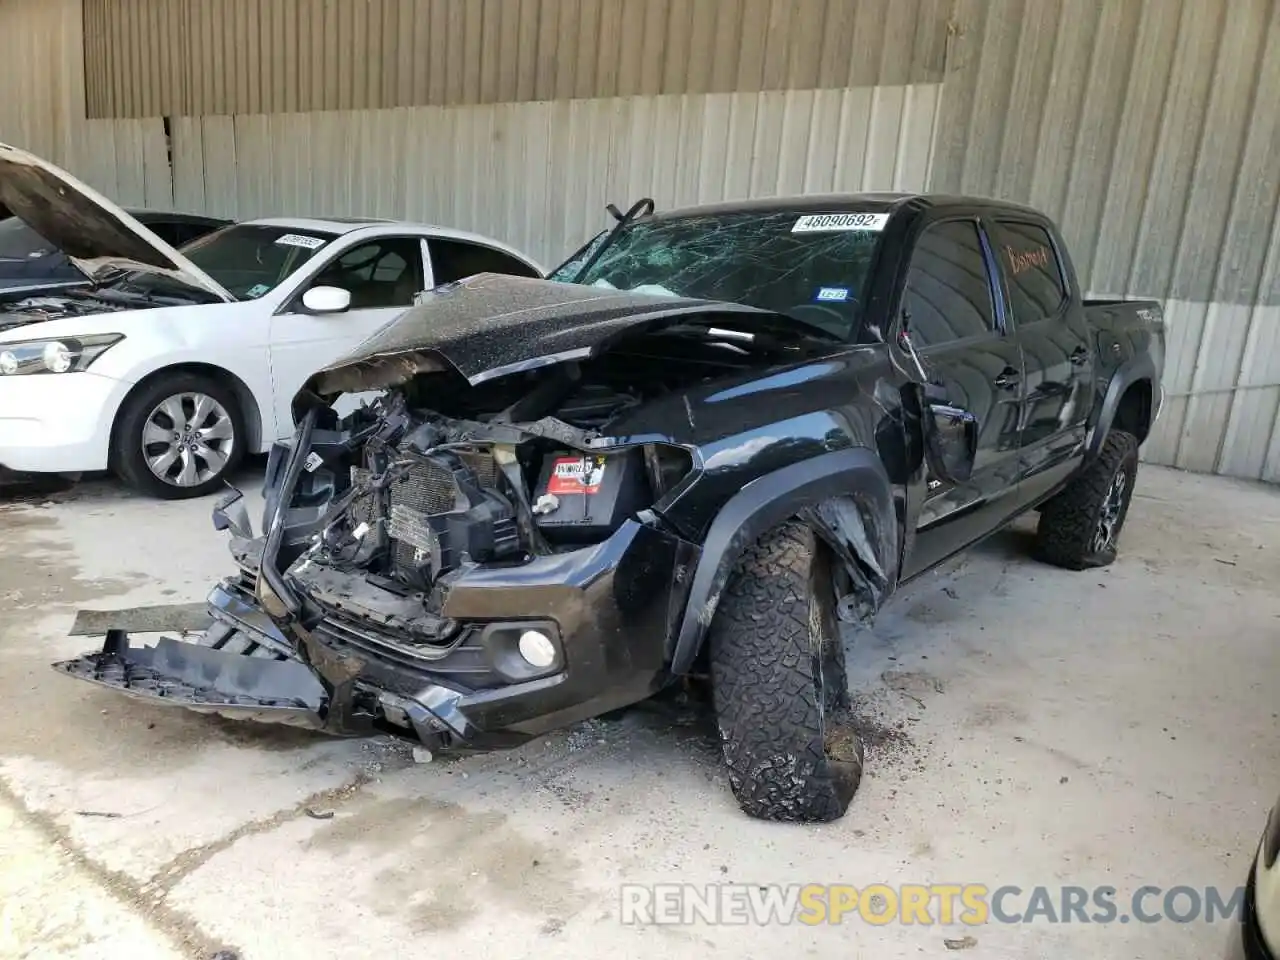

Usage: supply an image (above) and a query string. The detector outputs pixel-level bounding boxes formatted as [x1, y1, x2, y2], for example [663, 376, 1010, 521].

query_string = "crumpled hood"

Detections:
[302, 272, 773, 398]
[0, 143, 233, 302]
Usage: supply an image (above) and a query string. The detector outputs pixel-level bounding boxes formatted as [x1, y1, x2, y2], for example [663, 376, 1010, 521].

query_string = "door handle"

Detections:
[992, 367, 1020, 390]
[1070, 346, 1089, 366]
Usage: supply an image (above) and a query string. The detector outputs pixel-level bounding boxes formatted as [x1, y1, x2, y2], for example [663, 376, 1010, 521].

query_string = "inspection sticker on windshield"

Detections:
[792, 213, 889, 233]
[275, 233, 326, 250]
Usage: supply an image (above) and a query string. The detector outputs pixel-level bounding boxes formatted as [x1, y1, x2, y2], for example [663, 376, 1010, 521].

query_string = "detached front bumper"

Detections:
[53, 519, 700, 752]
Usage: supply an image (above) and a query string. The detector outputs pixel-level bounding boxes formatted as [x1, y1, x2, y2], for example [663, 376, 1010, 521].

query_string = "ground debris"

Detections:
[943, 935, 978, 950]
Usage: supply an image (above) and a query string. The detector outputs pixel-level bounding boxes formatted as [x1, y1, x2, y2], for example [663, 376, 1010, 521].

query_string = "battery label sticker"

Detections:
[792, 213, 889, 233]
[815, 286, 850, 302]
[548, 456, 606, 495]
[275, 233, 326, 250]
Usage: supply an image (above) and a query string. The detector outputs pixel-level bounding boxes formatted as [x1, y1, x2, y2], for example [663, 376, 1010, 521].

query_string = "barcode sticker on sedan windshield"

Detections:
[275, 233, 326, 249]
[792, 213, 889, 233]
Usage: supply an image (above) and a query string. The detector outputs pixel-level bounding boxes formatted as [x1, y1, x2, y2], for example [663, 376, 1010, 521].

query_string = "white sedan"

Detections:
[0, 143, 544, 498]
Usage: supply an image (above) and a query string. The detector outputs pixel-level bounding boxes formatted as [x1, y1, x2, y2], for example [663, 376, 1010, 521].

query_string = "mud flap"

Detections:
[52, 632, 329, 729]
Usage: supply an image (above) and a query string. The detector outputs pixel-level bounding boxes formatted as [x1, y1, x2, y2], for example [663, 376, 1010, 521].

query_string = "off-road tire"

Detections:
[113, 371, 245, 500]
[708, 520, 864, 823]
[1034, 429, 1139, 570]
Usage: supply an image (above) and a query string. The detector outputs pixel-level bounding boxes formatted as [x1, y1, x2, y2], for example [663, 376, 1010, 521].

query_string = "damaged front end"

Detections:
[57, 391, 702, 751]
[55, 283, 740, 750]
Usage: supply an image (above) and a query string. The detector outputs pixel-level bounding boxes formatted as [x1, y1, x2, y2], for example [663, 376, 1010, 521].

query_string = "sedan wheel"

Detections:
[113, 372, 245, 500]
[142, 392, 236, 489]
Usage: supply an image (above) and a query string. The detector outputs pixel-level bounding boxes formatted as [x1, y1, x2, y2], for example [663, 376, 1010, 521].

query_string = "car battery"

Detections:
[532, 448, 650, 544]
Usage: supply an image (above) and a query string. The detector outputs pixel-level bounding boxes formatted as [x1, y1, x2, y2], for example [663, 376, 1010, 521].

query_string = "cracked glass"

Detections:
[553, 212, 885, 341]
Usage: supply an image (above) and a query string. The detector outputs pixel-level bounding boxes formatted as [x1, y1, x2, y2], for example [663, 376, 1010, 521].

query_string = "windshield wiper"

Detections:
[569, 198, 655, 283]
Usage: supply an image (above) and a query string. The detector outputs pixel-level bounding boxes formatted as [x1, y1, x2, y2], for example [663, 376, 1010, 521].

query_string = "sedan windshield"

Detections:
[551, 211, 886, 340]
[114, 224, 337, 301]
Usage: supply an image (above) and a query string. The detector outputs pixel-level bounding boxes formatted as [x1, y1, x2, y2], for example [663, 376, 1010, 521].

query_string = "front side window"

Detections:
[993, 220, 1067, 323]
[901, 220, 997, 349]
[310, 238, 424, 309]
[551, 211, 887, 340]
[429, 238, 541, 284]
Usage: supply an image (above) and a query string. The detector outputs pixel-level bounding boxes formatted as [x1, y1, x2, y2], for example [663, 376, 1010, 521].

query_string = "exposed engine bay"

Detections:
[0, 290, 150, 331]
[277, 325, 773, 647]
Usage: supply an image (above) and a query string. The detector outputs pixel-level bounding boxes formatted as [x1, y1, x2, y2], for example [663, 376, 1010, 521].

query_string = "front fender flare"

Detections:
[668, 447, 897, 675]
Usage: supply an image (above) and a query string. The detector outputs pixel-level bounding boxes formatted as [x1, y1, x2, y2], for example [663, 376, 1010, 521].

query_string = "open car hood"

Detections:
[0, 143, 234, 302]
[300, 273, 775, 401]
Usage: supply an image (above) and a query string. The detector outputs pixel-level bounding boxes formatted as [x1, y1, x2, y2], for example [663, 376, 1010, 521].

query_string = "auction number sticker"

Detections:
[547, 456, 606, 495]
[792, 213, 889, 233]
[275, 233, 327, 250]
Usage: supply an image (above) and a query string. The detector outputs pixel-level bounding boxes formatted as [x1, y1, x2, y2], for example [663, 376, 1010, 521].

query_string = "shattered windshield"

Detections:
[114, 224, 337, 301]
[552, 211, 885, 340]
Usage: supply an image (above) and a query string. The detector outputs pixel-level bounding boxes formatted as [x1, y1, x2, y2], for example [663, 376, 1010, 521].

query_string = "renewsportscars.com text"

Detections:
[619, 883, 1245, 926]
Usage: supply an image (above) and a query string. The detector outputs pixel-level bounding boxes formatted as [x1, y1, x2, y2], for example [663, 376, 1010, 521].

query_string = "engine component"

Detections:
[385, 451, 520, 586]
[531, 448, 650, 544]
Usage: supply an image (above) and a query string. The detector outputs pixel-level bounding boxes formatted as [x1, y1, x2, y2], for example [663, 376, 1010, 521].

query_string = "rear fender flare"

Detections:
[668, 447, 898, 675]
[1085, 352, 1156, 458]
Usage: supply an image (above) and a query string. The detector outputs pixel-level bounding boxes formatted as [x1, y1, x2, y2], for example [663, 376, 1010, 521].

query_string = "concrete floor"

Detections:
[0, 463, 1277, 959]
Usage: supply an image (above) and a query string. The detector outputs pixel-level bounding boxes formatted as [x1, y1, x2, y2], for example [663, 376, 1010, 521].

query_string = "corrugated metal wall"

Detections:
[934, 0, 1280, 480]
[83, 0, 950, 117]
[5, 0, 1280, 480]
[0, 0, 173, 207]
[170, 84, 942, 265]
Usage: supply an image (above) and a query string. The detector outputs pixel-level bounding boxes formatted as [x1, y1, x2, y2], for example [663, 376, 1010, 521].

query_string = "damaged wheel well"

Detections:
[669, 447, 898, 676]
[110, 363, 264, 458]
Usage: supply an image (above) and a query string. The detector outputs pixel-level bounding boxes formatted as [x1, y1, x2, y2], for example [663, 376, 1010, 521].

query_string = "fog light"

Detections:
[0, 351, 16, 375]
[517, 630, 556, 668]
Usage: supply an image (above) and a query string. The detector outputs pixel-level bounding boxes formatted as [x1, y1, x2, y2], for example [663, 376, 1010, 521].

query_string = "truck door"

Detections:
[988, 219, 1092, 507]
[898, 218, 1026, 579]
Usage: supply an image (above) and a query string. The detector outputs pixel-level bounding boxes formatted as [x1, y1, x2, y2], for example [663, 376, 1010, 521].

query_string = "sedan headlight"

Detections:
[0, 334, 124, 375]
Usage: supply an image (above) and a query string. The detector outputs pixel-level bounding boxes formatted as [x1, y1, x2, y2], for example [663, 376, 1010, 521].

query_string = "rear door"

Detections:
[900, 218, 1026, 579]
[988, 219, 1093, 506]
[268, 235, 426, 435]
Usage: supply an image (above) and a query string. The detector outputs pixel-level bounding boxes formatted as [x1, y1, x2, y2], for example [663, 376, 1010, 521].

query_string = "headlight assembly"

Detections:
[0, 334, 124, 375]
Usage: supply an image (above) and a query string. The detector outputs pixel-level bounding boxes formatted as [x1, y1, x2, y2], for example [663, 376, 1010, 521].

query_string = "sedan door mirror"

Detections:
[301, 285, 351, 314]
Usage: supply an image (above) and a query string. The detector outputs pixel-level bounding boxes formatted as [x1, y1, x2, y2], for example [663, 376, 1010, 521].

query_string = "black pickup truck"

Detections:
[56, 193, 1165, 823]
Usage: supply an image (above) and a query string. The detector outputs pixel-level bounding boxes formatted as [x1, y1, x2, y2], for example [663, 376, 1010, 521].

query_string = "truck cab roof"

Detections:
[654, 192, 1050, 223]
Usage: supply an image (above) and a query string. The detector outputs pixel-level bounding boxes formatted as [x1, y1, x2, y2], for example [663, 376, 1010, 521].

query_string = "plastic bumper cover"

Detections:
[0, 371, 124, 473]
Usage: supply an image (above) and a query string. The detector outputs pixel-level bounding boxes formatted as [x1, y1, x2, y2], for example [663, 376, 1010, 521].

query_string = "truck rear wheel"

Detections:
[1034, 429, 1139, 570]
[708, 520, 864, 822]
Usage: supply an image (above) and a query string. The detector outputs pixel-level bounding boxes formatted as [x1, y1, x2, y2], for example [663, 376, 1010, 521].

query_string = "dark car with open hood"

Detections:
[55, 193, 1166, 822]
[0, 209, 228, 300]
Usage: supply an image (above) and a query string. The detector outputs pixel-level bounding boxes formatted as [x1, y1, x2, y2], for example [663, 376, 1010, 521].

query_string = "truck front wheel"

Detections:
[708, 521, 864, 822]
[1035, 429, 1139, 570]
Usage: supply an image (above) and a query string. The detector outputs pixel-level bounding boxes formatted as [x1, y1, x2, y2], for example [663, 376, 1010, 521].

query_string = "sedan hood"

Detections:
[302, 272, 774, 399]
[0, 143, 234, 303]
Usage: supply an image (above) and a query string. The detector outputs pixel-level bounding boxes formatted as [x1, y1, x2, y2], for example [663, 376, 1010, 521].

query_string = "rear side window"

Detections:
[901, 220, 997, 349]
[429, 238, 541, 284]
[994, 221, 1067, 321]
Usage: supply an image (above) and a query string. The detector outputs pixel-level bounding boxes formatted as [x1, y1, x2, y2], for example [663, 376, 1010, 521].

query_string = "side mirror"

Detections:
[301, 285, 351, 314]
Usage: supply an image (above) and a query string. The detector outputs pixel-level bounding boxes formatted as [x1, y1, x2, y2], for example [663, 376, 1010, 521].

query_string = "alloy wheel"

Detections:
[141, 392, 235, 488]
